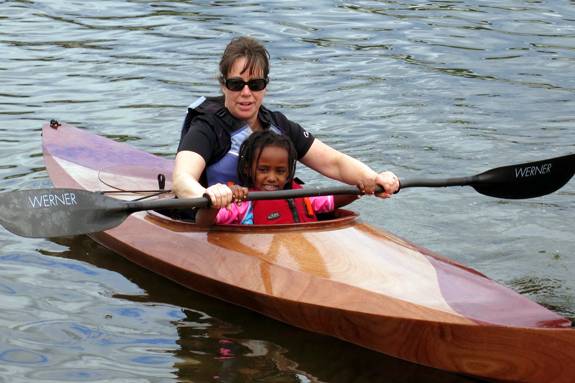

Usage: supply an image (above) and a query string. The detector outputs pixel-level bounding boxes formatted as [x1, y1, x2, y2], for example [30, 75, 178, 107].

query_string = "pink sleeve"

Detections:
[309, 195, 334, 214]
[215, 201, 251, 224]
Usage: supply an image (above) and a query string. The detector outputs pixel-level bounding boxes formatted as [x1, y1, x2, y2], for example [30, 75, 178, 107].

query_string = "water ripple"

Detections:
[0, 1, 574, 381]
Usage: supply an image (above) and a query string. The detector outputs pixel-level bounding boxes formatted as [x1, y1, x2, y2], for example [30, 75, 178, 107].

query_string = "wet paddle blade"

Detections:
[472, 154, 575, 199]
[0, 188, 130, 238]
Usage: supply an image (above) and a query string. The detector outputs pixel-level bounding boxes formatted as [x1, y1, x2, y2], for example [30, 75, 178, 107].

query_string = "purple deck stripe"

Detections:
[428, 256, 571, 328]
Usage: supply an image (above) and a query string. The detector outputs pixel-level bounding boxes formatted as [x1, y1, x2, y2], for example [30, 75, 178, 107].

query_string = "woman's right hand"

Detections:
[203, 183, 234, 208]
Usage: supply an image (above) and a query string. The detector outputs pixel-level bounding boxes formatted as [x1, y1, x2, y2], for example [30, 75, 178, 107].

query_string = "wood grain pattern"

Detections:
[42, 122, 575, 383]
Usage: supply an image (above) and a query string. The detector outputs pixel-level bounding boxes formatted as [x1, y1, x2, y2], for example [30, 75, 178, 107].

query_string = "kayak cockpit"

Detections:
[146, 208, 360, 232]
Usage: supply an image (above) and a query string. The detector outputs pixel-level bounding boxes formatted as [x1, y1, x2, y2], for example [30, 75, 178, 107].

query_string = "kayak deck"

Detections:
[42, 122, 575, 383]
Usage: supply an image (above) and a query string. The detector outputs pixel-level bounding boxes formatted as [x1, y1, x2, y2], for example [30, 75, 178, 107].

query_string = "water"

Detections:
[1, 1, 574, 381]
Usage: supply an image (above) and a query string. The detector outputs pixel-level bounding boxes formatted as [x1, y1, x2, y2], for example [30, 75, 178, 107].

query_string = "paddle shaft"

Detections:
[99, 175, 481, 214]
[0, 153, 573, 238]
[128, 152, 575, 211]
[400, 176, 475, 188]
[123, 185, 382, 213]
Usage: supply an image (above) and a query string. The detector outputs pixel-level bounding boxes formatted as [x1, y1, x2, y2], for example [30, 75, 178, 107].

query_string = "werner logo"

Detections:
[515, 162, 551, 179]
[28, 192, 78, 208]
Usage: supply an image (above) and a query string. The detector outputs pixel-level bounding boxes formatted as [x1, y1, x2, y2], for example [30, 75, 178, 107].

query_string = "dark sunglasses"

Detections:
[224, 77, 268, 92]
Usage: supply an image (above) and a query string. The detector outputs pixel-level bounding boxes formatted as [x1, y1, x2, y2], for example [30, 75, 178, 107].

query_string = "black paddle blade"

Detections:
[472, 154, 575, 199]
[0, 188, 130, 238]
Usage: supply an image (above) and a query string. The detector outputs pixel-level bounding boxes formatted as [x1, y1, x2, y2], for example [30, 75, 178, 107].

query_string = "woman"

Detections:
[173, 36, 399, 210]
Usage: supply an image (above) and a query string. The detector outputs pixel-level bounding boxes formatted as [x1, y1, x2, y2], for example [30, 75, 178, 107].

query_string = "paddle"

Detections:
[0, 153, 573, 238]
[399, 153, 575, 199]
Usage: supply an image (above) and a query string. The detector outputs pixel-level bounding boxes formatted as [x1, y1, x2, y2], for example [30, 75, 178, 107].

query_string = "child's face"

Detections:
[252, 145, 290, 191]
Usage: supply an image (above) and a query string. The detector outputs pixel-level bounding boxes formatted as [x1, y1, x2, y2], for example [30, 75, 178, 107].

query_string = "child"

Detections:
[196, 131, 358, 226]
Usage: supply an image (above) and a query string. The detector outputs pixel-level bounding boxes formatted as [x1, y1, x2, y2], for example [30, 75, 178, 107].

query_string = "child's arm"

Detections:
[333, 194, 359, 208]
[195, 183, 232, 227]
[196, 185, 249, 227]
[333, 184, 367, 208]
[310, 187, 360, 214]
[195, 206, 220, 227]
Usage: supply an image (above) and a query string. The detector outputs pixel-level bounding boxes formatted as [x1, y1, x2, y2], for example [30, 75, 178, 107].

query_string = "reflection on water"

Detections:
[16, 236, 473, 382]
[1, 0, 574, 381]
[511, 275, 574, 321]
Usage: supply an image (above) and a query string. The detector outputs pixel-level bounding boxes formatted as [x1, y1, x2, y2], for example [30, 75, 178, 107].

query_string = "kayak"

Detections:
[41, 121, 575, 383]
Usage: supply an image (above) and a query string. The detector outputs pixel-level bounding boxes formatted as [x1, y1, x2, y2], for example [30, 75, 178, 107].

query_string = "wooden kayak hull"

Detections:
[41, 122, 575, 382]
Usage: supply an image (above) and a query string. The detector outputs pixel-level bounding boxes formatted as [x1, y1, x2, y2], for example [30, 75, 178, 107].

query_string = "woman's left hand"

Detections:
[358, 171, 400, 198]
[375, 171, 400, 198]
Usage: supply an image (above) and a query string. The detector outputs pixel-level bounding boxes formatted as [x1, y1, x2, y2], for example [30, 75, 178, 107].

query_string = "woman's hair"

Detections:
[218, 36, 270, 83]
[237, 131, 297, 188]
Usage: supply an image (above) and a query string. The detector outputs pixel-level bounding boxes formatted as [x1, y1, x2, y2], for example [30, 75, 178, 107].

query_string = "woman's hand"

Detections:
[357, 171, 400, 198]
[204, 183, 234, 208]
[375, 171, 400, 198]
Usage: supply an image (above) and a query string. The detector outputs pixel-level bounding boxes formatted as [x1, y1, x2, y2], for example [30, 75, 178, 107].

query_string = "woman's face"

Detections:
[222, 56, 267, 128]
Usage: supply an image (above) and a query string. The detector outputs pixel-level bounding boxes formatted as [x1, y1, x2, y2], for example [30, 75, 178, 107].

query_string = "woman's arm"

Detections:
[173, 151, 208, 198]
[300, 139, 399, 197]
[173, 150, 234, 207]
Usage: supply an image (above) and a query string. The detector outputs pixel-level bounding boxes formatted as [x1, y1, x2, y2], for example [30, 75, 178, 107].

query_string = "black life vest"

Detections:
[178, 96, 294, 187]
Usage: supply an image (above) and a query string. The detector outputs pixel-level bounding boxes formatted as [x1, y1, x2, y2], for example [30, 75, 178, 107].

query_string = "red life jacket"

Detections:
[252, 182, 318, 224]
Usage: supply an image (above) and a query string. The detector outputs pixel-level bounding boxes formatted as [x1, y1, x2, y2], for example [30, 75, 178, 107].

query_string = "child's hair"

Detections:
[237, 130, 298, 188]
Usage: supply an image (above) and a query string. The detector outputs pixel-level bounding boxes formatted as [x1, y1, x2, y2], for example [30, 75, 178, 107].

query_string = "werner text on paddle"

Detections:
[515, 163, 551, 179]
[28, 192, 78, 208]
